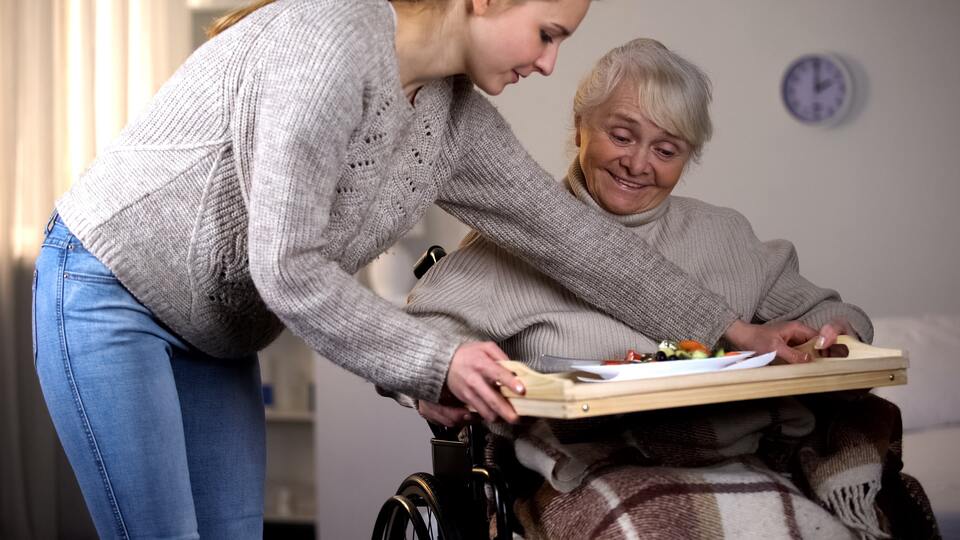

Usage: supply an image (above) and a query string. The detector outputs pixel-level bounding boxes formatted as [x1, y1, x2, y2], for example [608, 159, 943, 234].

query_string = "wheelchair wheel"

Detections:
[372, 473, 461, 540]
[472, 467, 514, 540]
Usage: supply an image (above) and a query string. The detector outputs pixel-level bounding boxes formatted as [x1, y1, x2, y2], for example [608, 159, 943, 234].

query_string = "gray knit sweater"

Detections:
[406, 160, 873, 372]
[55, 0, 737, 401]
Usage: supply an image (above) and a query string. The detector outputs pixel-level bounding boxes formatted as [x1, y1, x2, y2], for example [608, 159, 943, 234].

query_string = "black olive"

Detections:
[655, 351, 668, 362]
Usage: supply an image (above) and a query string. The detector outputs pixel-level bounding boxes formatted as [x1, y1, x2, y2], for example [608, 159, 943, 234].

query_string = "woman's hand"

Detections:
[417, 400, 473, 428]
[814, 318, 857, 356]
[724, 320, 819, 364]
[446, 341, 525, 424]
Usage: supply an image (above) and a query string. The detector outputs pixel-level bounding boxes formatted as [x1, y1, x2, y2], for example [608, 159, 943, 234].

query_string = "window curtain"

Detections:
[0, 1, 190, 537]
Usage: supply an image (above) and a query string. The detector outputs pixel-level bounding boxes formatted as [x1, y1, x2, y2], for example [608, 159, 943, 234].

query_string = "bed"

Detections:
[872, 315, 960, 538]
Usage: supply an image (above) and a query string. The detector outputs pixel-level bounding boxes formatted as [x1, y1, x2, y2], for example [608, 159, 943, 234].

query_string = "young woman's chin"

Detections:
[468, 72, 512, 96]
[475, 81, 506, 96]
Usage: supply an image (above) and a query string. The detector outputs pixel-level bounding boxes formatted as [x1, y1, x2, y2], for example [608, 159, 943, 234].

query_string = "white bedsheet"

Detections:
[872, 315, 960, 431]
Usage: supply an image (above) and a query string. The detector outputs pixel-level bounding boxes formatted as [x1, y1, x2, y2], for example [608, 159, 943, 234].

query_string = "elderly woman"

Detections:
[406, 39, 937, 539]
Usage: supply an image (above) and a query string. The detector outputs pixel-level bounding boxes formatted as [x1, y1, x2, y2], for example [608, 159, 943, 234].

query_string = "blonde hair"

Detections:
[206, 0, 450, 39]
[573, 38, 713, 161]
[206, 0, 276, 38]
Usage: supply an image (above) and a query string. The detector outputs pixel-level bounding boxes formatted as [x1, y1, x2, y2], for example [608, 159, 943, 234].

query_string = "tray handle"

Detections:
[794, 334, 903, 360]
[498, 360, 572, 399]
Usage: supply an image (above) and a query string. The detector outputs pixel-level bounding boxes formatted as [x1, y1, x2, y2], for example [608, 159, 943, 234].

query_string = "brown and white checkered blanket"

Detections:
[498, 394, 939, 539]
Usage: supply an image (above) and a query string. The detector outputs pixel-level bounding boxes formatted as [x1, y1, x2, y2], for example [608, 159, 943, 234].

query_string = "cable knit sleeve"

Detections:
[436, 85, 738, 347]
[246, 8, 459, 402]
[744, 217, 873, 343]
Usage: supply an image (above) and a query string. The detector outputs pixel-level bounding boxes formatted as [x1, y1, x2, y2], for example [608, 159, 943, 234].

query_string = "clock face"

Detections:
[782, 55, 852, 124]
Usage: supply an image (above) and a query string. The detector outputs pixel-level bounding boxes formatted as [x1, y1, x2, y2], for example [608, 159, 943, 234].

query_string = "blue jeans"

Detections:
[33, 213, 265, 540]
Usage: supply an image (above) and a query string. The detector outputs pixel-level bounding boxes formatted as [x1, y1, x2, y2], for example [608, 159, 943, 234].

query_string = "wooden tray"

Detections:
[499, 336, 907, 419]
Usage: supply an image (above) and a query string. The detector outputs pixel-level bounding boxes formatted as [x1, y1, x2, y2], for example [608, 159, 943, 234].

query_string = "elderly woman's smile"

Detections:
[576, 83, 691, 216]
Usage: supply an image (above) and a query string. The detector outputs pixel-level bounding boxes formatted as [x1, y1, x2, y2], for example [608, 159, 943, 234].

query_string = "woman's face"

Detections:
[465, 0, 590, 95]
[577, 83, 692, 215]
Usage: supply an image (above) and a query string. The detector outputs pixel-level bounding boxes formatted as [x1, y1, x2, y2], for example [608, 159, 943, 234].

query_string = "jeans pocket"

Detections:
[64, 244, 120, 284]
[32, 267, 39, 366]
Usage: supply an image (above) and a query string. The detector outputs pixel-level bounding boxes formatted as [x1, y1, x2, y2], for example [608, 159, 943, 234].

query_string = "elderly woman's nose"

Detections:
[622, 147, 652, 176]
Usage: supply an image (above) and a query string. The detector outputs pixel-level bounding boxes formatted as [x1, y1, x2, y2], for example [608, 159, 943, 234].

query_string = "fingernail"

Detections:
[815, 336, 826, 349]
[515, 384, 525, 394]
[463, 414, 471, 421]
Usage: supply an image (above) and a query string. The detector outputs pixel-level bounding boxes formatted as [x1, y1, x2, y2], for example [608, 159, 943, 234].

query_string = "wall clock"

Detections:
[781, 53, 854, 126]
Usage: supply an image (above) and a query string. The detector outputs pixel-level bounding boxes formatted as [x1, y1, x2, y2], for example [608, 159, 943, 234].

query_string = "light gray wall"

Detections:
[315, 1, 960, 537]
[486, 0, 960, 319]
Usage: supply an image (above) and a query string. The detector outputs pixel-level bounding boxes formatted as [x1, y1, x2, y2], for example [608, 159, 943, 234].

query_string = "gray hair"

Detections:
[573, 38, 713, 161]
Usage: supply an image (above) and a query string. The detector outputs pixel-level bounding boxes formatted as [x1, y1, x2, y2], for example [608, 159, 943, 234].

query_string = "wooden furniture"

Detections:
[500, 336, 907, 419]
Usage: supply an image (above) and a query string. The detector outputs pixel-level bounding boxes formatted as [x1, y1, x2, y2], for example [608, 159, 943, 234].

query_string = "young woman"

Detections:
[33, 1, 813, 537]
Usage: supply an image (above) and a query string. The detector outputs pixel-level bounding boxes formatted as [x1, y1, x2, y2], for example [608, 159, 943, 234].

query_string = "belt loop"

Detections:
[45, 210, 59, 233]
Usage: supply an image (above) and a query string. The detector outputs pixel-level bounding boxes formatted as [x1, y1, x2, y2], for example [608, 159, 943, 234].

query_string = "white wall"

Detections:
[487, 0, 960, 319]
[315, 1, 960, 537]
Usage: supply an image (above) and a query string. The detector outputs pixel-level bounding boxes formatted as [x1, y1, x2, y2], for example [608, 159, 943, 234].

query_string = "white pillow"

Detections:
[871, 315, 960, 432]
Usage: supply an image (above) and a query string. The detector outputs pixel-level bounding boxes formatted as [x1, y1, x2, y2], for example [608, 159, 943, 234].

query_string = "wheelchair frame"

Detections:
[371, 423, 517, 540]
[372, 246, 518, 540]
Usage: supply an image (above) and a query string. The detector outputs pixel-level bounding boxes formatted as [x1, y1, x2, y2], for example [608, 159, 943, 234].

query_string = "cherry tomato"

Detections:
[678, 340, 709, 353]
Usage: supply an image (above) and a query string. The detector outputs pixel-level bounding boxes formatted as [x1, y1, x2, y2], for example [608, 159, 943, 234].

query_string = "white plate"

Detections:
[720, 351, 777, 370]
[574, 351, 756, 383]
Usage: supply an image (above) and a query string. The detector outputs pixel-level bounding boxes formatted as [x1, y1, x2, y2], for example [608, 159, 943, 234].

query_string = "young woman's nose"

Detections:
[533, 44, 558, 76]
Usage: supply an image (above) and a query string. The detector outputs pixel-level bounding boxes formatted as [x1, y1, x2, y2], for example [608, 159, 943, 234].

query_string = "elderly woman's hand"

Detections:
[417, 399, 473, 428]
[814, 318, 857, 356]
[724, 320, 819, 364]
[446, 341, 525, 424]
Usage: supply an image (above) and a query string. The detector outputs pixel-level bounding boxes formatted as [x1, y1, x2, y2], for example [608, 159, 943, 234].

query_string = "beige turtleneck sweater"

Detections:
[406, 161, 872, 373]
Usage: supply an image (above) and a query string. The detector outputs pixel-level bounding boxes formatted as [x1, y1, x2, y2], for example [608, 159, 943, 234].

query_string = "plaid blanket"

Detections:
[499, 394, 939, 539]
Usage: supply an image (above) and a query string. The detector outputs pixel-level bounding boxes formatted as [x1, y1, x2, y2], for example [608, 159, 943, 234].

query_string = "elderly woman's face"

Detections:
[577, 84, 691, 215]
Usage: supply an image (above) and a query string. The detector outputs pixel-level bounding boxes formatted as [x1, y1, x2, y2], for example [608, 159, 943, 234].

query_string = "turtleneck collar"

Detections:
[564, 159, 671, 228]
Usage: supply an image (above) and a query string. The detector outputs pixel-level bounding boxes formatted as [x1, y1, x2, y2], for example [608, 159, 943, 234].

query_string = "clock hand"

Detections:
[814, 58, 822, 93]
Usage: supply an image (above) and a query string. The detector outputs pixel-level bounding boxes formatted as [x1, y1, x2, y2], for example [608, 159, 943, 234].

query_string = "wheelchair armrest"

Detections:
[428, 421, 461, 440]
[413, 245, 447, 279]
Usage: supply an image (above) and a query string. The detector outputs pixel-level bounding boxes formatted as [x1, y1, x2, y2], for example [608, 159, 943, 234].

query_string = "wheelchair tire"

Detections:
[372, 494, 433, 540]
[372, 473, 461, 540]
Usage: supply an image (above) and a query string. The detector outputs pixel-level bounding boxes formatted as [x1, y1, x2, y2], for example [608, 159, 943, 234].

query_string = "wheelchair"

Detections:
[371, 246, 519, 540]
